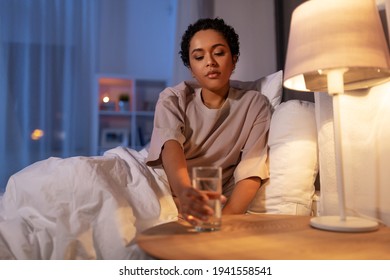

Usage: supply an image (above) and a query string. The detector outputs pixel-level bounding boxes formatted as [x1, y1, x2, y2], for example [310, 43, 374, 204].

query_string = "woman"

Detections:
[146, 18, 272, 226]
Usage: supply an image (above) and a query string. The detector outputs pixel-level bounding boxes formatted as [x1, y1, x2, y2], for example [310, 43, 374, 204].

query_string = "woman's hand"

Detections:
[176, 187, 212, 225]
[176, 188, 227, 225]
[161, 140, 209, 225]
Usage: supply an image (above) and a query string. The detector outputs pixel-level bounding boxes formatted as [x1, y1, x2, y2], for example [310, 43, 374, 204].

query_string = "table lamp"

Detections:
[283, 0, 390, 232]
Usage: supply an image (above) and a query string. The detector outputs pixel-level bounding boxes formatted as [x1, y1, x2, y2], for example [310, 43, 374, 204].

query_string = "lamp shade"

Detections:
[283, 0, 390, 92]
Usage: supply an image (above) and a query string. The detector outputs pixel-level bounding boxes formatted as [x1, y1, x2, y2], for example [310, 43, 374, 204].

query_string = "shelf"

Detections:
[94, 74, 166, 154]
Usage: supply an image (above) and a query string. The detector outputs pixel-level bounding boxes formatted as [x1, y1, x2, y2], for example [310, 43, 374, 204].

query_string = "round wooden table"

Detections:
[137, 214, 390, 260]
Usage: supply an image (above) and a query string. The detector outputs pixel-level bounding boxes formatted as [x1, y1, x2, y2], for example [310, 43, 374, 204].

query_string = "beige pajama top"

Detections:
[146, 81, 272, 197]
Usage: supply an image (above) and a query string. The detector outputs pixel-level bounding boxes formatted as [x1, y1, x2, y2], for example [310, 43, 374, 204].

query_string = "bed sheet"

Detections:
[0, 147, 177, 259]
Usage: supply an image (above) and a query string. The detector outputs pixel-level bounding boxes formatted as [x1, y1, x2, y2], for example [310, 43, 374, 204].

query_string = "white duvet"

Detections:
[0, 147, 178, 259]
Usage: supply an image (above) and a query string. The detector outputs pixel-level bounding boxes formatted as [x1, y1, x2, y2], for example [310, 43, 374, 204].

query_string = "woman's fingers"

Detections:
[179, 188, 214, 224]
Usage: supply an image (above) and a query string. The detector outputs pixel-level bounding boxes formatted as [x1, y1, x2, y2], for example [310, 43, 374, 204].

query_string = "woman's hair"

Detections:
[179, 18, 240, 68]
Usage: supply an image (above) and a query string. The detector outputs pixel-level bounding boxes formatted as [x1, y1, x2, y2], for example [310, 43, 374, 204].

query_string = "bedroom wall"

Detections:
[97, 0, 278, 84]
[213, 0, 313, 102]
[97, 0, 177, 80]
[213, 0, 277, 81]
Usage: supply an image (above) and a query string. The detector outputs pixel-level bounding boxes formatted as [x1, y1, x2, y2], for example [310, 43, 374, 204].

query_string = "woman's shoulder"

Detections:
[230, 87, 270, 104]
[159, 81, 196, 99]
[229, 88, 272, 119]
[156, 82, 197, 110]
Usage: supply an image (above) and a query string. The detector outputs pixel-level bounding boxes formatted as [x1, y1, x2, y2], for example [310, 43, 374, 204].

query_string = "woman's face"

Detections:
[188, 29, 236, 95]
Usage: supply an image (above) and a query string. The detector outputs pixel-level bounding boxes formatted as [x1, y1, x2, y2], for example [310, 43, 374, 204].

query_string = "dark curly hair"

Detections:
[179, 18, 240, 68]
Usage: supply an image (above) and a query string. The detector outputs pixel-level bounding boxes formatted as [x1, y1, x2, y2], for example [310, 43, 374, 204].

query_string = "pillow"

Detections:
[248, 99, 318, 215]
[230, 70, 283, 109]
[183, 70, 283, 109]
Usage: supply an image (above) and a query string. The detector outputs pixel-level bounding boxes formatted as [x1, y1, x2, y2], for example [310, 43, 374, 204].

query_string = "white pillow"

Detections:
[230, 70, 283, 109]
[248, 100, 318, 215]
[183, 70, 283, 109]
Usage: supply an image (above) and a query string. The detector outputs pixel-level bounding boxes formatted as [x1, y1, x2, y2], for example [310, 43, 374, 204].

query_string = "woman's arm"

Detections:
[161, 139, 212, 224]
[222, 177, 261, 214]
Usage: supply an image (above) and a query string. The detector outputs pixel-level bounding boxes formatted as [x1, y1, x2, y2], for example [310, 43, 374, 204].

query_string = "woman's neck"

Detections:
[201, 85, 229, 109]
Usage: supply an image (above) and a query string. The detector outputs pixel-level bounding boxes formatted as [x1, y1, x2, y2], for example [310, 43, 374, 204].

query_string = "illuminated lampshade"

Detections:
[284, 0, 390, 94]
[283, 0, 390, 232]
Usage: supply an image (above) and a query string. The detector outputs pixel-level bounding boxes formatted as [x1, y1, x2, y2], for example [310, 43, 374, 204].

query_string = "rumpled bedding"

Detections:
[0, 147, 178, 259]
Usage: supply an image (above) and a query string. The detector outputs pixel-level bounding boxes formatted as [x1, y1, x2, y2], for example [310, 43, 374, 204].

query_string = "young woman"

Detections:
[146, 18, 272, 226]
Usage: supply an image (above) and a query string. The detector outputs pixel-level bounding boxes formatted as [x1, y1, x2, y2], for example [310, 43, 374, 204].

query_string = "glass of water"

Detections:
[192, 166, 222, 232]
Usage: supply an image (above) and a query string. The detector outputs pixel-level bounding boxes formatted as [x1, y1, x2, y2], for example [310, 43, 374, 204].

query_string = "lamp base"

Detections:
[310, 216, 379, 232]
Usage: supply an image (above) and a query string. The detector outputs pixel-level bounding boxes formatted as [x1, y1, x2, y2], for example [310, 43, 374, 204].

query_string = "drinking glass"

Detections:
[192, 166, 222, 232]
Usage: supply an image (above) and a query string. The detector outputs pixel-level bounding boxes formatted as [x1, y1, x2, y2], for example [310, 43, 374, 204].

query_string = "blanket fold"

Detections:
[0, 147, 178, 259]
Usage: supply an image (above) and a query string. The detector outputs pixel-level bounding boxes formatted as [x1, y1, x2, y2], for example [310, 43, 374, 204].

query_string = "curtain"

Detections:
[0, 0, 98, 192]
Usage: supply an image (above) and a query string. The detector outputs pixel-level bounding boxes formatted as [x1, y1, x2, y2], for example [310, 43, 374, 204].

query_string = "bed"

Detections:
[0, 70, 319, 259]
